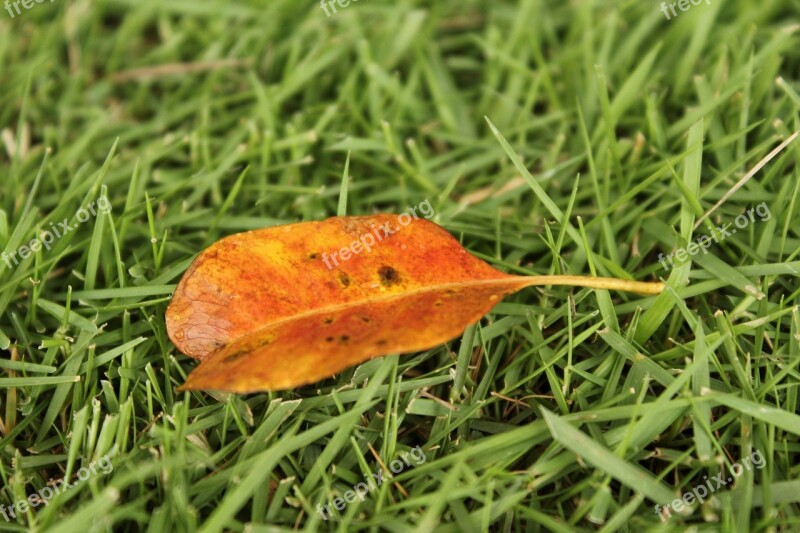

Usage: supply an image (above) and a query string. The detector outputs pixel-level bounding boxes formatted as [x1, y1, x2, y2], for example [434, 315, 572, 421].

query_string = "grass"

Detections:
[1, 0, 799, 530]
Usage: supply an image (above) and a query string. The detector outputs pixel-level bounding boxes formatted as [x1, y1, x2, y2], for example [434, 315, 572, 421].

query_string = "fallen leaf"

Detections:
[167, 214, 663, 393]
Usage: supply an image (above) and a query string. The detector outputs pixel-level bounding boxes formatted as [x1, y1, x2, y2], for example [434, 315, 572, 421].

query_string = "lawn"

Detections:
[1, 0, 799, 531]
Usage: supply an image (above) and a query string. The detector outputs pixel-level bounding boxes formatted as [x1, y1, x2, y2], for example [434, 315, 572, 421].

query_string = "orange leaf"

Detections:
[166, 214, 663, 393]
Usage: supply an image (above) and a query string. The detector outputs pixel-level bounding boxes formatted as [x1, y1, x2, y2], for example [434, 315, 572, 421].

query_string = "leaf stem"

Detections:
[517, 275, 665, 296]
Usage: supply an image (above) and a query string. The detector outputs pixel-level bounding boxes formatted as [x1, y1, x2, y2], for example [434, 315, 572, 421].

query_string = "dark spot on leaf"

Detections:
[434, 300, 443, 307]
[378, 266, 400, 286]
[324, 317, 334, 325]
[361, 316, 371, 323]
[223, 349, 249, 363]
[325, 336, 334, 342]
[308, 252, 319, 259]
[340, 335, 350, 344]
[376, 339, 388, 346]
[445, 289, 457, 296]
[339, 273, 350, 287]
